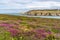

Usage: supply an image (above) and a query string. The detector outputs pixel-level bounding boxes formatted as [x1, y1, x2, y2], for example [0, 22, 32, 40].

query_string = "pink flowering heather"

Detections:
[8, 28, 20, 37]
[0, 23, 19, 28]
[32, 28, 52, 39]
[0, 24, 12, 27]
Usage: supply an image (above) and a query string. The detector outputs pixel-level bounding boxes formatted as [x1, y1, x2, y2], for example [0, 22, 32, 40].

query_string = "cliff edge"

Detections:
[25, 10, 60, 16]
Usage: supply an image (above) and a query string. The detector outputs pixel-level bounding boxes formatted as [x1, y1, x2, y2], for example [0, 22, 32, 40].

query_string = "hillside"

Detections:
[0, 14, 60, 40]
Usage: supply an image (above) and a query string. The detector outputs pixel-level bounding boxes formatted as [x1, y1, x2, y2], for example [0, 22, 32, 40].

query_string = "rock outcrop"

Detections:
[25, 10, 60, 16]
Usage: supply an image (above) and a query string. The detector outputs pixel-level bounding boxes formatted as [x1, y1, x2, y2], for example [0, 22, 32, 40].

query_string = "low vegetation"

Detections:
[0, 14, 60, 40]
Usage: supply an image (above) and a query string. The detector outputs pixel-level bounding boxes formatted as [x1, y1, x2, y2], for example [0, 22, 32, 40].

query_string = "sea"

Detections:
[3, 13, 60, 19]
[0, 9, 60, 19]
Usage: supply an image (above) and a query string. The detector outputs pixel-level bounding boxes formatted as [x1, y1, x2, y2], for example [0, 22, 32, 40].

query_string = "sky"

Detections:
[0, 0, 60, 13]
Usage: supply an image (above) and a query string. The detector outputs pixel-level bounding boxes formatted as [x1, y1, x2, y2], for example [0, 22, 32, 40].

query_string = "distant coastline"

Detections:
[25, 9, 60, 16]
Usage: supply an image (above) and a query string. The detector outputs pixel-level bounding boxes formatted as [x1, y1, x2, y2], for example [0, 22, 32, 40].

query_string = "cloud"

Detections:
[21, 1, 60, 9]
[34, 0, 60, 2]
[0, 0, 60, 9]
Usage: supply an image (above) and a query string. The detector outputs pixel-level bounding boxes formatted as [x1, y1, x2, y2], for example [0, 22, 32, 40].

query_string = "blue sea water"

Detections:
[0, 9, 28, 13]
[3, 13, 60, 19]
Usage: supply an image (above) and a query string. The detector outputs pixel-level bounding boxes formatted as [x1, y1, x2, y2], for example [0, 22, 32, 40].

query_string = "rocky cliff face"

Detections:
[25, 10, 60, 16]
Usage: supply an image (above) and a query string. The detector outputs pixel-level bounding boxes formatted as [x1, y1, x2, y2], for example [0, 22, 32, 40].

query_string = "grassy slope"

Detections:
[0, 14, 60, 40]
[0, 14, 60, 32]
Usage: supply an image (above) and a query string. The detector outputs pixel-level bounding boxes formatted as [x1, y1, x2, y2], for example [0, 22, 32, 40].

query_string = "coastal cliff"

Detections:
[25, 10, 60, 16]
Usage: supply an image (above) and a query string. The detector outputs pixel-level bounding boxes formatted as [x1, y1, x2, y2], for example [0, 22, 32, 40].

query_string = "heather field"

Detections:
[0, 14, 60, 40]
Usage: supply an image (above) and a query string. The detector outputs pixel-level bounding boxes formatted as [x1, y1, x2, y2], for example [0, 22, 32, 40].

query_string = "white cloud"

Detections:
[26, 1, 60, 8]
[0, 0, 60, 9]
[12, 0, 32, 3]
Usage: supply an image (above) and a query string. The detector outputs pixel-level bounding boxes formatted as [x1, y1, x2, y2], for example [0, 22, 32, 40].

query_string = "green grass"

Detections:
[0, 14, 60, 40]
